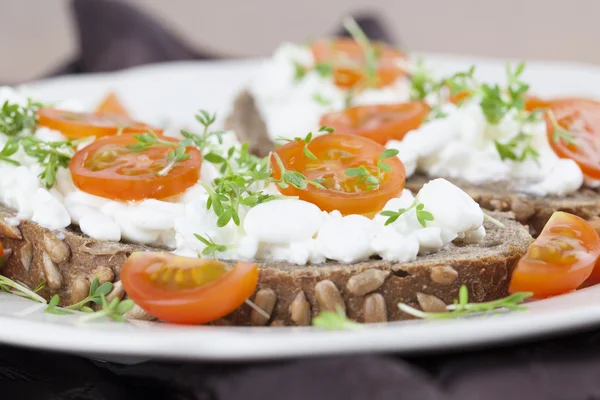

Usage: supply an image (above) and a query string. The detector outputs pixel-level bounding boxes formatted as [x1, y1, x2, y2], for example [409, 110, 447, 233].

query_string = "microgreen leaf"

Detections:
[313, 306, 362, 331]
[45, 294, 73, 315]
[0, 99, 42, 136]
[546, 109, 576, 145]
[0, 275, 47, 303]
[398, 285, 533, 319]
[312, 92, 332, 106]
[293, 61, 308, 82]
[77, 295, 134, 323]
[65, 278, 113, 310]
[194, 233, 229, 257]
[343, 17, 378, 87]
[314, 62, 333, 78]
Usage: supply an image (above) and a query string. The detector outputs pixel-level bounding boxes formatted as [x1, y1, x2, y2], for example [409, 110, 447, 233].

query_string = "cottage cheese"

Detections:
[388, 100, 585, 196]
[249, 43, 410, 141]
[0, 86, 486, 265]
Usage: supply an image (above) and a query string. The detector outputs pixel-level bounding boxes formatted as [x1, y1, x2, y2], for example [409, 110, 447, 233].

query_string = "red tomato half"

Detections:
[95, 92, 131, 118]
[37, 108, 160, 139]
[69, 133, 201, 201]
[121, 252, 259, 325]
[509, 212, 600, 298]
[310, 38, 406, 89]
[546, 98, 600, 180]
[272, 133, 405, 215]
[319, 102, 429, 145]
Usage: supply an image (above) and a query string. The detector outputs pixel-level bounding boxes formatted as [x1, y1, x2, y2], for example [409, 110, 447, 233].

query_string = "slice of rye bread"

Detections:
[0, 201, 531, 326]
[225, 90, 600, 236]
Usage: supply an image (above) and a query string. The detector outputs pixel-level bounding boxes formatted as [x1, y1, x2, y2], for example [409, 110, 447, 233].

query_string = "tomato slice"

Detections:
[272, 133, 405, 215]
[0, 242, 5, 267]
[319, 102, 429, 145]
[310, 38, 406, 89]
[37, 108, 160, 140]
[509, 212, 600, 298]
[545, 98, 600, 180]
[69, 133, 201, 201]
[121, 252, 259, 325]
[95, 92, 130, 118]
[585, 219, 600, 284]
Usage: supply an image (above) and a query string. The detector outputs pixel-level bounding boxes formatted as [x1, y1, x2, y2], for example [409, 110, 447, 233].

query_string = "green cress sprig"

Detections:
[127, 131, 192, 176]
[411, 62, 541, 162]
[344, 149, 400, 191]
[398, 285, 532, 319]
[0, 136, 76, 188]
[380, 199, 434, 227]
[0, 275, 46, 303]
[0, 99, 42, 136]
[194, 234, 229, 257]
[546, 109, 576, 145]
[313, 306, 362, 331]
[343, 16, 378, 87]
[275, 125, 333, 162]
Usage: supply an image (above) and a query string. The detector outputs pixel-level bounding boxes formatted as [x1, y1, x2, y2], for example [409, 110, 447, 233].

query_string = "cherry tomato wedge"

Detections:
[319, 102, 429, 145]
[585, 219, 600, 284]
[0, 242, 5, 267]
[69, 133, 201, 201]
[95, 92, 131, 118]
[272, 133, 405, 215]
[37, 108, 161, 140]
[509, 212, 600, 298]
[310, 38, 406, 89]
[121, 252, 259, 325]
[545, 98, 600, 180]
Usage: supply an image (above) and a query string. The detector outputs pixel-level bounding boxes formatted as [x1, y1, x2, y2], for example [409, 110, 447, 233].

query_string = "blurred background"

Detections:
[2, 0, 600, 84]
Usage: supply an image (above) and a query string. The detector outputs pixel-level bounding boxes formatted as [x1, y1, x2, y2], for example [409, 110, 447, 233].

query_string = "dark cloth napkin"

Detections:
[3, 327, 600, 400]
[3, 1, 600, 399]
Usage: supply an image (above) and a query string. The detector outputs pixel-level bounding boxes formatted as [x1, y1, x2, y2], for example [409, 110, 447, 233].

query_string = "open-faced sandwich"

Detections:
[0, 85, 540, 326]
[227, 19, 600, 237]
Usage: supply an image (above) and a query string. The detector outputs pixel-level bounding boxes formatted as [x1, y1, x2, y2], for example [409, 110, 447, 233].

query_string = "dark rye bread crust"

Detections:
[0, 203, 530, 326]
[225, 90, 600, 236]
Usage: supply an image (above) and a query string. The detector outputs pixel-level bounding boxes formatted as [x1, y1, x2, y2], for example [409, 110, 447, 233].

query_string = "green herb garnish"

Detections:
[398, 285, 532, 319]
[45, 294, 73, 315]
[194, 234, 229, 256]
[65, 278, 113, 311]
[77, 295, 135, 323]
[312, 92, 332, 106]
[343, 17, 378, 87]
[0, 99, 41, 136]
[313, 307, 361, 331]
[494, 132, 539, 162]
[546, 109, 575, 145]
[0, 275, 46, 303]
[380, 199, 434, 227]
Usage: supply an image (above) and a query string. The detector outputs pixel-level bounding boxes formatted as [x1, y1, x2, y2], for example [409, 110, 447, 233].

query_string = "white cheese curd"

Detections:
[250, 43, 409, 141]
[389, 98, 586, 196]
[416, 178, 483, 233]
[34, 127, 67, 142]
[316, 214, 376, 263]
[371, 226, 420, 262]
[79, 212, 121, 241]
[585, 177, 600, 188]
[31, 188, 70, 230]
[243, 199, 324, 244]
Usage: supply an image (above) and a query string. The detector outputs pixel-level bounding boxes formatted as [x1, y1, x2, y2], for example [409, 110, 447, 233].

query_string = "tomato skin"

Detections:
[545, 98, 600, 180]
[310, 38, 406, 89]
[319, 102, 429, 145]
[121, 252, 259, 325]
[0, 242, 5, 267]
[584, 219, 600, 284]
[272, 133, 405, 215]
[95, 92, 130, 118]
[69, 133, 201, 201]
[509, 212, 600, 298]
[37, 108, 161, 140]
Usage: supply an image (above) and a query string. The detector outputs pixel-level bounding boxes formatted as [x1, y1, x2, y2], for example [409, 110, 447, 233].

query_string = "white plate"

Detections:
[2, 54, 600, 362]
